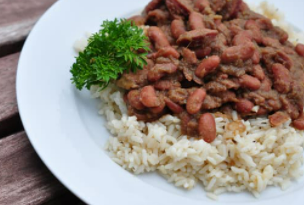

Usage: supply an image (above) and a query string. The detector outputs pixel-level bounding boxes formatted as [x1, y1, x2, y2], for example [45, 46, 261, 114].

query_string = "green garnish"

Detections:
[70, 18, 150, 90]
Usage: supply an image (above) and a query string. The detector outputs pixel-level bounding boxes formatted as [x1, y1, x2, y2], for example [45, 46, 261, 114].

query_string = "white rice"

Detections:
[76, 1, 304, 199]
[91, 84, 304, 198]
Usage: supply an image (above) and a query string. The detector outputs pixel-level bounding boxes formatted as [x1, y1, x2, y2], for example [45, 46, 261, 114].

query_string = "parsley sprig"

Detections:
[70, 19, 150, 90]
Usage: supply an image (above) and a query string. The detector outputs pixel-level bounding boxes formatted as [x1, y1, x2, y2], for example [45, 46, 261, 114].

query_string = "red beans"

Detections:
[150, 99, 166, 114]
[198, 113, 216, 143]
[275, 51, 293, 70]
[239, 74, 261, 91]
[148, 26, 170, 50]
[182, 47, 198, 64]
[295, 43, 304, 57]
[252, 65, 265, 81]
[194, 47, 211, 58]
[244, 20, 262, 44]
[235, 99, 254, 114]
[148, 63, 177, 82]
[221, 42, 256, 63]
[140, 86, 160, 107]
[127, 90, 145, 110]
[177, 29, 218, 46]
[186, 88, 206, 114]
[269, 111, 290, 127]
[155, 47, 180, 59]
[252, 50, 261, 64]
[171, 19, 186, 39]
[232, 31, 252, 46]
[154, 80, 180, 90]
[164, 98, 183, 114]
[189, 12, 205, 30]
[195, 56, 221, 78]
[272, 63, 291, 94]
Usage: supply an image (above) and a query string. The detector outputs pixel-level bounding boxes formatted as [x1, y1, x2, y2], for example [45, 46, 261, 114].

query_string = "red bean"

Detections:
[252, 65, 265, 81]
[262, 37, 281, 48]
[147, 9, 169, 22]
[293, 114, 304, 130]
[127, 90, 145, 110]
[148, 26, 170, 50]
[269, 111, 290, 127]
[189, 12, 205, 30]
[140, 86, 160, 107]
[182, 47, 198, 64]
[257, 107, 268, 115]
[194, 47, 212, 58]
[239, 74, 261, 91]
[260, 77, 272, 92]
[232, 31, 252, 46]
[177, 29, 218, 46]
[295, 43, 304, 57]
[186, 88, 206, 114]
[235, 99, 254, 114]
[148, 63, 177, 82]
[171, 19, 186, 39]
[150, 99, 166, 114]
[198, 113, 216, 143]
[144, 0, 163, 13]
[252, 50, 260, 64]
[155, 46, 180, 59]
[194, 0, 210, 12]
[272, 63, 291, 93]
[195, 56, 221, 78]
[275, 51, 293, 70]
[244, 20, 262, 43]
[166, 0, 192, 17]
[165, 98, 184, 114]
[221, 42, 255, 63]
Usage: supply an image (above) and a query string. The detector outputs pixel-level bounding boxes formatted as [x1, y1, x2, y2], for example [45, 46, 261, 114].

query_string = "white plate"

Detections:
[16, 0, 304, 204]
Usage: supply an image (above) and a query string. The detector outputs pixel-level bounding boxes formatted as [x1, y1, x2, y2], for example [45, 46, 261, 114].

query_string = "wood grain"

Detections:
[0, 0, 57, 57]
[0, 53, 23, 138]
[0, 132, 84, 205]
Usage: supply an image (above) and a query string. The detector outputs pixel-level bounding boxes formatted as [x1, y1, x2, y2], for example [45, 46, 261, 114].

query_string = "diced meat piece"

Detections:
[140, 86, 160, 107]
[201, 95, 222, 109]
[177, 29, 218, 46]
[214, 91, 237, 103]
[189, 12, 205, 30]
[166, 0, 193, 17]
[128, 15, 146, 26]
[221, 42, 256, 63]
[154, 80, 181, 90]
[205, 81, 227, 93]
[269, 111, 289, 127]
[295, 43, 304, 57]
[168, 88, 189, 104]
[148, 63, 177, 82]
[272, 63, 291, 94]
[235, 99, 254, 114]
[182, 47, 198, 64]
[171, 19, 186, 39]
[195, 56, 221, 78]
[220, 65, 245, 77]
[155, 47, 180, 59]
[148, 26, 170, 50]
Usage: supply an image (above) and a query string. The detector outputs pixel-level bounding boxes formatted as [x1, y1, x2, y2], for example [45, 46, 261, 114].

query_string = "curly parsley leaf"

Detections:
[70, 19, 150, 90]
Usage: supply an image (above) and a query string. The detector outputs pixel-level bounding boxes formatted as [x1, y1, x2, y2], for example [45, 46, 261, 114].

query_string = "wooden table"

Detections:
[0, 0, 84, 204]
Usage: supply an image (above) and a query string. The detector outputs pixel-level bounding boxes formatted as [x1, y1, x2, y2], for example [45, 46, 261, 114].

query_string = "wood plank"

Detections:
[0, 132, 84, 205]
[0, 53, 23, 138]
[0, 0, 57, 57]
